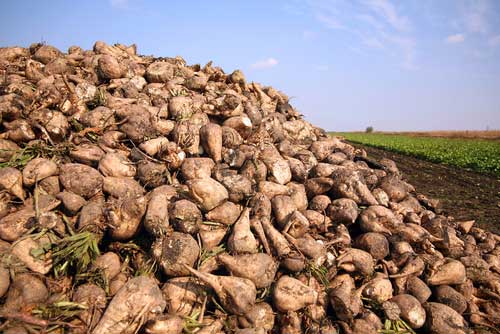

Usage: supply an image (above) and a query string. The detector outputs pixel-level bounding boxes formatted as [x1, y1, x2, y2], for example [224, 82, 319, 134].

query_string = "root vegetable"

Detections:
[223, 115, 253, 139]
[97, 55, 124, 80]
[240, 159, 267, 184]
[22, 158, 58, 186]
[11, 237, 52, 274]
[33, 45, 62, 64]
[305, 177, 334, 197]
[102, 176, 144, 199]
[181, 158, 215, 180]
[109, 272, 128, 296]
[362, 273, 393, 303]
[143, 314, 184, 334]
[391, 294, 426, 329]
[427, 258, 466, 285]
[281, 251, 306, 272]
[169, 199, 201, 234]
[106, 195, 147, 240]
[327, 198, 358, 225]
[360, 205, 401, 235]
[330, 167, 377, 205]
[200, 123, 222, 162]
[287, 183, 308, 211]
[73, 283, 107, 329]
[144, 188, 170, 237]
[0, 265, 10, 297]
[260, 217, 291, 257]
[328, 274, 362, 321]
[205, 201, 241, 225]
[258, 181, 289, 199]
[2, 273, 48, 312]
[185, 265, 257, 315]
[272, 195, 296, 227]
[92, 252, 121, 281]
[309, 195, 331, 212]
[153, 232, 199, 277]
[39, 175, 60, 195]
[59, 163, 103, 198]
[238, 302, 275, 331]
[336, 248, 374, 276]
[70, 143, 105, 166]
[162, 277, 207, 316]
[434, 285, 468, 314]
[92, 276, 166, 334]
[187, 178, 228, 211]
[228, 208, 258, 254]
[221, 174, 253, 203]
[406, 276, 432, 303]
[218, 252, 278, 288]
[81, 106, 116, 128]
[272, 275, 317, 312]
[283, 211, 310, 238]
[423, 302, 468, 334]
[99, 152, 136, 178]
[0, 167, 25, 200]
[0, 139, 19, 162]
[260, 145, 291, 185]
[354, 232, 389, 260]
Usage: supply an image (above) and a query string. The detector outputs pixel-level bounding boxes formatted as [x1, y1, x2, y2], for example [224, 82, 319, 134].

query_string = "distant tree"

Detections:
[365, 126, 374, 133]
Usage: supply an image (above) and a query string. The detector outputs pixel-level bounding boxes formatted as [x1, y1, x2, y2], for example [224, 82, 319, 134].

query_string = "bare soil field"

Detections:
[354, 144, 500, 234]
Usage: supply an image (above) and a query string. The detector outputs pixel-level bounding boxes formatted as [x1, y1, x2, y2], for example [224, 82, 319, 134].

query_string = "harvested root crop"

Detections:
[0, 41, 497, 334]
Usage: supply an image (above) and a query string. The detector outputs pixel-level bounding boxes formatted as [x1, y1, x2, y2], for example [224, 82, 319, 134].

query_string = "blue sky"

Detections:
[1, 0, 499, 131]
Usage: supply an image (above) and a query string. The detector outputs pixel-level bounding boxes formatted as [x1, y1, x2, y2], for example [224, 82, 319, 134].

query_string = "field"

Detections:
[334, 132, 500, 176]
[377, 130, 500, 140]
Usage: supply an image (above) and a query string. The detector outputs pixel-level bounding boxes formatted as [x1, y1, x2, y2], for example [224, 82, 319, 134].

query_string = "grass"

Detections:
[334, 132, 500, 176]
[31, 230, 101, 277]
[0, 141, 72, 170]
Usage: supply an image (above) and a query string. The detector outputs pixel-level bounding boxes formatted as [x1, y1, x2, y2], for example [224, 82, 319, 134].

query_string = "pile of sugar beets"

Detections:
[0, 42, 499, 334]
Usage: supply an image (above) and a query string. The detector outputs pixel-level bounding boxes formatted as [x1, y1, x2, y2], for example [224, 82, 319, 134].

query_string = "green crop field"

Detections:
[333, 132, 500, 176]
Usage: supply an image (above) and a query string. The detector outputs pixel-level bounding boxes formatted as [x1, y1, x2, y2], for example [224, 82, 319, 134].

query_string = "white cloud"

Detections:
[363, 0, 412, 32]
[489, 35, 500, 47]
[110, 0, 128, 8]
[250, 58, 279, 70]
[445, 33, 465, 44]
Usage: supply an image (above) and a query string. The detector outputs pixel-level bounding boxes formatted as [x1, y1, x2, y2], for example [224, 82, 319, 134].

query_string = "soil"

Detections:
[354, 144, 500, 234]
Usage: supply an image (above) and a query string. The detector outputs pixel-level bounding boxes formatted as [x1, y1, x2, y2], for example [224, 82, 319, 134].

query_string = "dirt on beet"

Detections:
[354, 144, 500, 234]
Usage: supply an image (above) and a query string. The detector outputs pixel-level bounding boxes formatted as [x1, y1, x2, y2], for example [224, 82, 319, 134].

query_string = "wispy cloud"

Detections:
[362, 37, 384, 48]
[363, 0, 412, 32]
[383, 34, 417, 69]
[301, 0, 417, 70]
[445, 33, 465, 44]
[357, 14, 384, 30]
[462, 0, 490, 34]
[250, 58, 279, 70]
[110, 0, 128, 9]
[488, 34, 500, 47]
[315, 13, 346, 30]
